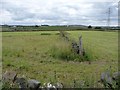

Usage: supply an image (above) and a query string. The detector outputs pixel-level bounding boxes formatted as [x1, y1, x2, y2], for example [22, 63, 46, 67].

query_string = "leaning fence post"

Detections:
[79, 36, 83, 56]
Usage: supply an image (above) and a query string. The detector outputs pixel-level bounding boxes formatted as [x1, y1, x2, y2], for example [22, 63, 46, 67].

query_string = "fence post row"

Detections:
[59, 31, 84, 56]
[79, 36, 83, 56]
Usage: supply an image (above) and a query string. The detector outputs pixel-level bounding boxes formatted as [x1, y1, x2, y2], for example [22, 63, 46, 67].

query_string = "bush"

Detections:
[88, 25, 92, 29]
[35, 25, 39, 27]
[41, 33, 51, 35]
[95, 27, 102, 29]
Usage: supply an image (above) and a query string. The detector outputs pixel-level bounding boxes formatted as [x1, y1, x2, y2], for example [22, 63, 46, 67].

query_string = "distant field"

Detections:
[2, 31, 118, 88]
[1, 26, 87, 32]
[1, 25, 119, 32]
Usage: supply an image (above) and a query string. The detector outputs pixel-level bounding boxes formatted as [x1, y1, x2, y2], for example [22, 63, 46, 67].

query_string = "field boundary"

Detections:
[59, 31, 85, 56]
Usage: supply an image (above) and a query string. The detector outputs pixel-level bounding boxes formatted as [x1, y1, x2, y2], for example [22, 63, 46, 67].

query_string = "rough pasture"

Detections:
[2, 31, 118, 88]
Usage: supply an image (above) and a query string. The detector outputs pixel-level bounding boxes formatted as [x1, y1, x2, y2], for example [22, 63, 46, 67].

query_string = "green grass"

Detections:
[2, 31, 118, 88]
[0, 32, 2, 89]
[69, 31, 118, 62]
[1, 26, 87, 32]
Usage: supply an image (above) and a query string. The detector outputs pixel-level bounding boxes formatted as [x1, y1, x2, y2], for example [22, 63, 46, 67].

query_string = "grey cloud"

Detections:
[2, 0, 35, 21]
[1, 0, 118, 26]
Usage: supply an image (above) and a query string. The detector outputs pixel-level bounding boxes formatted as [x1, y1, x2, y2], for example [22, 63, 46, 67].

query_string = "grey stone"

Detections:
[55, 82, 63, 89]
[15, 77, 28, 89]
[112, 72, 120, 80]
[2, 71, 17, 82]
[100, 72, 113, 88]
[46, 83, 56, 90]
[27, 79, 41, 89]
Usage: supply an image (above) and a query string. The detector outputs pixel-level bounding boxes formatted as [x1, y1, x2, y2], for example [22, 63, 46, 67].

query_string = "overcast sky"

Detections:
[1, 0, 119, 26]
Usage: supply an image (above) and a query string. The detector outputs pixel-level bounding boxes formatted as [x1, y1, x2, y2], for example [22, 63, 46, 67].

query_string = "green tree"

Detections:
[88, 25, 92, 29]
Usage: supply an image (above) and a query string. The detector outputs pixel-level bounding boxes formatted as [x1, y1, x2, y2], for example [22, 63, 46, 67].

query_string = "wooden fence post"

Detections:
[79, 36, 83, 56]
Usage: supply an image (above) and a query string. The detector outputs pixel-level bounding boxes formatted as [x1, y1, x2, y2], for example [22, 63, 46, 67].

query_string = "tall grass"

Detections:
[50, 38, 89, 62]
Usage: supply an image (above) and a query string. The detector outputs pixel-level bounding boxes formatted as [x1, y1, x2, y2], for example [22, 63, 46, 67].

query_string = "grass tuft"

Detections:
[50, 41, 90, 62]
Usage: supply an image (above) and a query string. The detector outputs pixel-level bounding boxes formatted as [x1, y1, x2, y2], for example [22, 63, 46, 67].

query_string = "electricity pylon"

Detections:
[107, 7, 111, 30]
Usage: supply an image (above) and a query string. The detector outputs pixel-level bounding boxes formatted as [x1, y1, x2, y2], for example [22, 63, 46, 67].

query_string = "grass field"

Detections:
[69, 31, 118, 62]
[2, 31, 118, 88]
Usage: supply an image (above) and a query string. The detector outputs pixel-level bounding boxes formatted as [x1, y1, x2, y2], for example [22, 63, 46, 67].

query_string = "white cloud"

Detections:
[0, 0, 119, 26]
